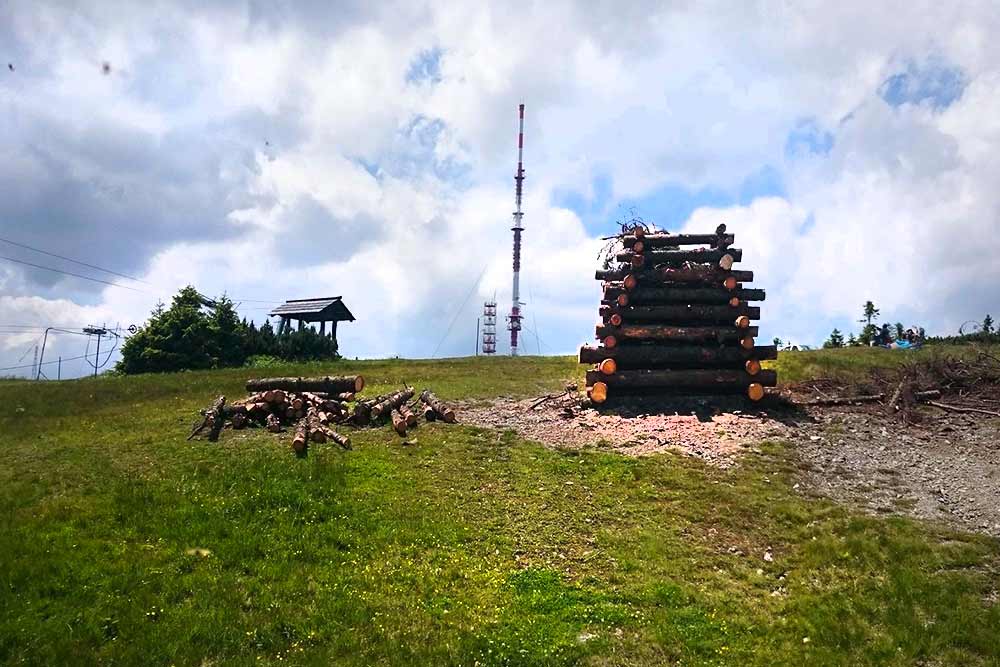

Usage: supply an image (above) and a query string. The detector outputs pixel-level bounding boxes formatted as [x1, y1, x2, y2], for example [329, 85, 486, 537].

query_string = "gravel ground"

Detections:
[787, 406, 1000, 538]
[461, 396, 1000, 538]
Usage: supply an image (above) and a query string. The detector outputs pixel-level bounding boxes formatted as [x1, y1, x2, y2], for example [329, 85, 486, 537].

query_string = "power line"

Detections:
[0, 352, 92, 373]
[0, 255, 146, 292]
[432, 264, 490, 358]
[0, 235, 150, 284]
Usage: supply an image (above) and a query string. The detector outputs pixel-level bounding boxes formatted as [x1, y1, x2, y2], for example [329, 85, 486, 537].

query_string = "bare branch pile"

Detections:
[582, 223, 776, 404]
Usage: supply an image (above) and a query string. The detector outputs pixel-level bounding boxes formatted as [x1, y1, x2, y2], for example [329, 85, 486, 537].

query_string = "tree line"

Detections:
[116, 286, 340, 374]
[818, 301, 996, 349]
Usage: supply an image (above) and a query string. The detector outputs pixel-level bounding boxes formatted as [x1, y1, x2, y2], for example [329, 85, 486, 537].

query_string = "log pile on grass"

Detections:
[189, 375, 460, 453]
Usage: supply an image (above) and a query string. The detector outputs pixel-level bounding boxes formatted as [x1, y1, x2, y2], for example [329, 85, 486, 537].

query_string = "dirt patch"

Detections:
[785, 404, 1000, 538]
[461, 394, 792, 468]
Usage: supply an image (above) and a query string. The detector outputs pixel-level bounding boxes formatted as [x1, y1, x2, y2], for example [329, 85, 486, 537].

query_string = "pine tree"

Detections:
[209, 295, 247, 368]
[894, 322, 905, 340]
[847, 333, 859, 346]
[860, 301, 880, 326]
[823, 328, 845, 348]
[984, 314, 995, 335]
[858, 324, 878, 346]
[772, 337, 782, 348]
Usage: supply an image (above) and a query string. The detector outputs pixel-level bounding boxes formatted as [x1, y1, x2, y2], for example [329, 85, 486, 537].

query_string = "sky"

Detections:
[1, 1, 998, 378]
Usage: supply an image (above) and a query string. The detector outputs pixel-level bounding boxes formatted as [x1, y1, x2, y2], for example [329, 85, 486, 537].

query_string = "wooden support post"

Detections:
[320, 321, 326, 336]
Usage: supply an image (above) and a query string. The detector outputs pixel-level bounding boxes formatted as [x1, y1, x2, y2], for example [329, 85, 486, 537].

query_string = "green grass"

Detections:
[1, 356, 998, 666]
[768, 343, 1000, 384]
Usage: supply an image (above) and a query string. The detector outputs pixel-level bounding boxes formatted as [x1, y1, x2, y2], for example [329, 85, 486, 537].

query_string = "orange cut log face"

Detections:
[589, 381, 608, 403]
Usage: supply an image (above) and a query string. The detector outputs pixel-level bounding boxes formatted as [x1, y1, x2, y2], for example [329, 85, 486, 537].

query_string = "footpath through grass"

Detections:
[1, 355, 998, 666]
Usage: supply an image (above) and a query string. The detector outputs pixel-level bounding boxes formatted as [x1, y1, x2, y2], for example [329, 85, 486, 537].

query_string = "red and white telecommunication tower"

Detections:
[507, 103, 525, 355]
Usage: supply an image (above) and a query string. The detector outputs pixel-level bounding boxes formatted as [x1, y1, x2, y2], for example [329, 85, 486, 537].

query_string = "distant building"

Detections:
[269, 296, 356, 354]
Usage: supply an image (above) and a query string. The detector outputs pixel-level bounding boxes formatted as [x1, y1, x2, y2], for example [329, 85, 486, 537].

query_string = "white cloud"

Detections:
[2, 1, 999, 375]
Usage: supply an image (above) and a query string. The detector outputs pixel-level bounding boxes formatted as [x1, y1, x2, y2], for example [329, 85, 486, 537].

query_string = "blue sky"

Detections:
[1, 2, 998, 376]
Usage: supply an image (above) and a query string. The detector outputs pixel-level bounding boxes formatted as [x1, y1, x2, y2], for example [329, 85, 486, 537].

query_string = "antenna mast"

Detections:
[482, 299, 497, 355]
[507, 103, 525, 355]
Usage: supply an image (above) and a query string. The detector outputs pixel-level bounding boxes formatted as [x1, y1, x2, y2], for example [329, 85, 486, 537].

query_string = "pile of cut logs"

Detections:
[581, 224, 777, 404]
[189, 374, 459, 455]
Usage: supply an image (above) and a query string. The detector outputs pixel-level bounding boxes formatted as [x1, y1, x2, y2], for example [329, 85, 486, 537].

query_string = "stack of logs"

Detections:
[581, 224, 777, 404]
[190, 374, 459, 454]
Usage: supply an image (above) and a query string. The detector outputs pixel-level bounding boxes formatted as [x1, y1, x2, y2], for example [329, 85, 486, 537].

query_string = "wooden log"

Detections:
[585, 368, 777, 389]
[246, 375, 365, 394]
[600, 304, 760, 324]
[188, 395, 227, 442]
[391, 409, 408, 436]
[615, 248, 742, 267]
[420, 400, 437, 422]
[371, 388, 415, 420]
[292, 420, 308, 455]
[620, 232, 735, 248]
[718, 254, 735, 270]
[595, 324, 759, 344]
[579, 344, 777, 368]
[735, 315, 751, 329]
[327, 428, 352, 449]
[745, 359, 762, 375]
[595, 267, 753, 283]
[271, 390, 287, 404]
[266, 413, 282, 433]
[419, 389, 457, 423]
[353, 391, 396, 425]
[747, 383, 765, 401]
[588, 381, 608, 404]
[398, 403, 418, 428]
[604, 286, 765, 306]
[598, 358, 617, 375]
[334, 392, 355, 402]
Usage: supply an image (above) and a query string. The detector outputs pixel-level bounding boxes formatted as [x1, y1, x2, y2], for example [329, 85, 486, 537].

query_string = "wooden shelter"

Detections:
[269, 297, 356, 352]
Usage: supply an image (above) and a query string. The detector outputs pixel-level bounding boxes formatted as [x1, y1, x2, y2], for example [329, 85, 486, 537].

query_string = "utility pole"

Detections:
[84, 326, 108, 378]
[476, 317, 480, 356]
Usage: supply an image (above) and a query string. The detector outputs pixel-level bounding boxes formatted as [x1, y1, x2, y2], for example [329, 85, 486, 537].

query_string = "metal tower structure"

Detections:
[507, 103, 525, 355]
[482, 300, 497, 355]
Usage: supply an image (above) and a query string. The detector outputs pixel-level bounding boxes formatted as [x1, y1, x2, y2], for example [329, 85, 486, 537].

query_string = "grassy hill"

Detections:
[1, 354, 998, 666]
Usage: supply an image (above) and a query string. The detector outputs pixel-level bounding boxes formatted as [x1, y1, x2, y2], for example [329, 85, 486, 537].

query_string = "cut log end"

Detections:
[631, 254, 645, 269]
[354, 376, 365, 392]
[719, 254, 735, 270]
[723, 276, 738, 290]
[735, 315, 751, 329]
[632, 241, 644, 253]
[747, 383, 765, 401]
[589, 381, 608, 404]
[633, 226, 646, 239]
[598, 358, 617, 375]
[729, 297, 741, 307]
[609, 313, 623, 327]
[745, 359, 762, 375]
[623, 274, 638, 291]
[603, 335, 618, 349]
[616, 294, 629, 307]
[740, 336, 756, 350]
